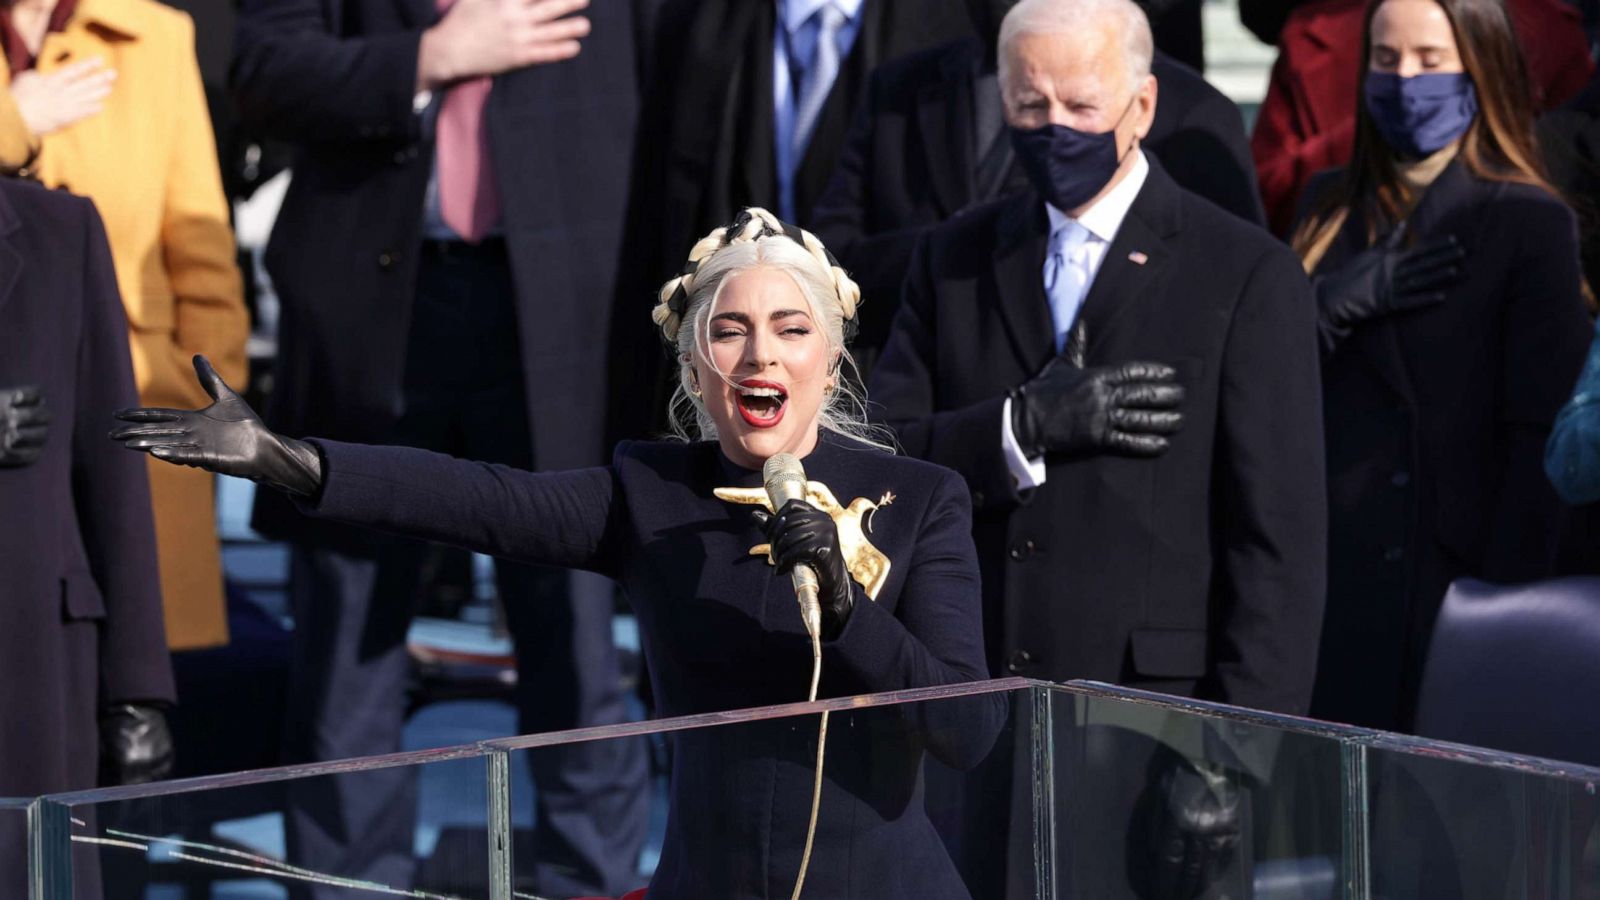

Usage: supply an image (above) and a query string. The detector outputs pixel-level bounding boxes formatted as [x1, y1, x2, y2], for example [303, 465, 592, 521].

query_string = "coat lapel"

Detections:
[990, 193, 1056, 371]
[0, 187, 21, 320]
[915, 42, 976, 217]
[1075, 159, 1181, 358]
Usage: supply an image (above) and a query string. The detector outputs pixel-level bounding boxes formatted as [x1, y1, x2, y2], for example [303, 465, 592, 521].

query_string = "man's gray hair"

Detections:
[997, 0, 1154, 89]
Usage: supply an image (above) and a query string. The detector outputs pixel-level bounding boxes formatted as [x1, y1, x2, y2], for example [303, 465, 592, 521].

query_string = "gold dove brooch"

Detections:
[714, 482, 896, 601]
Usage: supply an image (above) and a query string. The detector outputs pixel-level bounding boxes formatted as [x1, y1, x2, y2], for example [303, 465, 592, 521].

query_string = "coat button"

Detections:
[1390, 471, 1412, 488]
[1007, 649, 1034, 674]
[971, 489, 986, 508]
[377, 250, 402, 270]
[1383, 547, 1405, 563]
[393, 146, 419, 164]
[1009, 539, 1035, 561]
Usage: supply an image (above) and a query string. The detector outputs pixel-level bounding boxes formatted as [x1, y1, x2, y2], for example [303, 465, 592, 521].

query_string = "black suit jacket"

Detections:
[1305, 163, 1592, 731]
[302, 431, 1005, 899]
[0, 181, 174, 863]
[871, 160, 1327, 715]
[606, 0, 972, 444]
[231, 0, 653, 548]
[813, 38, 1264, 353]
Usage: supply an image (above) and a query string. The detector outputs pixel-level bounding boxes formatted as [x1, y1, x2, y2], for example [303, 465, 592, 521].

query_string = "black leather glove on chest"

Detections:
[1010, 355, 1185, 459]
[1313, 228, 1464, 352]
[0, 385, 50, 467]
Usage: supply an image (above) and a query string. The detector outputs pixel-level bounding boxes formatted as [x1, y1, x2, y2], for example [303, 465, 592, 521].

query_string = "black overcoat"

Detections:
[299, 432, 1006, 899]
[871, 161, 1328, 716]
[0, 181, 175, 895]
[812, 38, 1266, 353]
[605, 0, 973, 444]
[1304, 162, 1592, 731]
[230, 0, 653, 548]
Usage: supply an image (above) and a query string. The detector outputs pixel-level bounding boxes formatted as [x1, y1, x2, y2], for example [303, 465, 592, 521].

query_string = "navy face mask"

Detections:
[1364, 71, 1479, 159]
[1009, 97, 1136, 212]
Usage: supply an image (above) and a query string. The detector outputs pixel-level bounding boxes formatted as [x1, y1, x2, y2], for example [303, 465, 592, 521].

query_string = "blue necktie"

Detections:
[794, 4, 845, 161]
[1044, 221, 1092, 352]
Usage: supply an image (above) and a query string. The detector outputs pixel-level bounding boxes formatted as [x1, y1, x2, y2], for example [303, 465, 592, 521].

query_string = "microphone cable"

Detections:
[790, 615, 827, 900]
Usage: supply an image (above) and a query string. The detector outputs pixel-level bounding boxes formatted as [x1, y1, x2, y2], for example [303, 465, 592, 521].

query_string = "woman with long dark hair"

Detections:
[1291, 0, 1591, 732]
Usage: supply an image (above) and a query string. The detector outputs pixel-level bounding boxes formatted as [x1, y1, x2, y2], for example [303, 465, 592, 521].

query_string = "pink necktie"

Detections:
[434, 0, 499, 242]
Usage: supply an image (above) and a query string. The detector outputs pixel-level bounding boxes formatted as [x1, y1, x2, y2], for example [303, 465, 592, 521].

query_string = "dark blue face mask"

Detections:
[1363, 71, 1479, 159]
[1009, 97, 1136, 212]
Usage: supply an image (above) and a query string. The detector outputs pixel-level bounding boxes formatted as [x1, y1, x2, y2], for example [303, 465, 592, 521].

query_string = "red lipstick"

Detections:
[735, 378, 788, 429]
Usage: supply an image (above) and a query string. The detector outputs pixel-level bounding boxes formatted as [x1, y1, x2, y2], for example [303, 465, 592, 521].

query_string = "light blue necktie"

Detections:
[1044, 220, 1092, 352]
[793, 4, 845, 167]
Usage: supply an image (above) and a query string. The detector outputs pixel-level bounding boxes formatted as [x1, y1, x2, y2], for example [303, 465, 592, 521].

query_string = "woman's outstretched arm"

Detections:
[112, 355, 628, 576]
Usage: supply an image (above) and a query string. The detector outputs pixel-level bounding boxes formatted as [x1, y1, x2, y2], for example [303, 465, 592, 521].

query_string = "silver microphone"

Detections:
[763, 452, 823, 640]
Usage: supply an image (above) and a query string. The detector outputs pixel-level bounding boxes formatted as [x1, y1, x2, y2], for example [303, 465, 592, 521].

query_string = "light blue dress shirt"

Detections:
[773, 0, 864, 221]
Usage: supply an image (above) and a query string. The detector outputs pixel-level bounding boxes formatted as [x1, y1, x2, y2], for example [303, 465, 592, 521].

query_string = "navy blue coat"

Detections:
[302, 432, 1005, 899]
[231, 0, 656, 550]
[0, 180, 174, 896]
[871, 161, 1327, 716]
[1304, 162, 1592, 731]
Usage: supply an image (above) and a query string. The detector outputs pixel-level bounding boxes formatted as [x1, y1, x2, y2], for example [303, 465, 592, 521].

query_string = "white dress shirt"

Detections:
[1002, 150, 1151, 489]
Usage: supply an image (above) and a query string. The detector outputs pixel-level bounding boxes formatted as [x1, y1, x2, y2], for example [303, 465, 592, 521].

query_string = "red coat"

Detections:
[1251, 0, 1592, 236]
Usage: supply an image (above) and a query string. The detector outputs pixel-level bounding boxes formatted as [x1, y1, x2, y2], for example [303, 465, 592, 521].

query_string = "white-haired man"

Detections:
[872, 0, 1327, 894]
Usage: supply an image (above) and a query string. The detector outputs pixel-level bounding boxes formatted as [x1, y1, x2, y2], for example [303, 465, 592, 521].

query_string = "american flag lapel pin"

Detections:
[1127, 251, 1149, 265]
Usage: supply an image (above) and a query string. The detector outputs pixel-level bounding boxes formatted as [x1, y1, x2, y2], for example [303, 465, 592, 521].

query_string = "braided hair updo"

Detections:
[652, 207, 888, 450]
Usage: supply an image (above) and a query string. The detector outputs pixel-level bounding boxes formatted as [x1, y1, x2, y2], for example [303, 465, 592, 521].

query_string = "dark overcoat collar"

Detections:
[989, 155, 1185, 374]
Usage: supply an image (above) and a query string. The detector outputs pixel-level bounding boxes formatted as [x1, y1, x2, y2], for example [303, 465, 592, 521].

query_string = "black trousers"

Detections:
[282, 240, 650, 898]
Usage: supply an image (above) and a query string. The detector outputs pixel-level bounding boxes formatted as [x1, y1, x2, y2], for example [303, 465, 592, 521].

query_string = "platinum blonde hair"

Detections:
[997, 0, 1154, 93]
[653, 209, 890, 452]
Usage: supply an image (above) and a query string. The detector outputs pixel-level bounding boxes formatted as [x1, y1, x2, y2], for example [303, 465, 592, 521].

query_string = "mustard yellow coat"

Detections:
[0, 0, 249, 649]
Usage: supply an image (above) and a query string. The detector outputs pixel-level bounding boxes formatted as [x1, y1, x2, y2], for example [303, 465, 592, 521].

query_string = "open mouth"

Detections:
[735, 379, 789, 429]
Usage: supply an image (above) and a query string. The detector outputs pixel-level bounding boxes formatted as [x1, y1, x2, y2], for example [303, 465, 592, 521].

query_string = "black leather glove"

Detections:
[752, 499, 854, 640]
[99, 703, 175, 786]
[1313, 228, 1464, 352]
[110, 355, 322, 497]
[1010, 340, 1184, 458]
[1140, 760, 1243, 899]
[0, 385, 50, 467]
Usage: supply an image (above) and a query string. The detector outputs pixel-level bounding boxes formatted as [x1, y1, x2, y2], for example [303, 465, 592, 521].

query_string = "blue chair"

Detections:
[1415, 576, 1600, 767]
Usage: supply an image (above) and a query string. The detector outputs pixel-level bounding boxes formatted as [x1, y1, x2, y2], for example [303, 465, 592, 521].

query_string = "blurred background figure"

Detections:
[229, 0, 654, 895]
[606, 0, 973, 442]
[0, 177, 176, 900]
[1547, 320, 1600, 506]
[1291, 0, 1591, 733]
[811, 0, 1263, 373]
[1250, 0, 1590, 236]
[0, 0, 251, 654]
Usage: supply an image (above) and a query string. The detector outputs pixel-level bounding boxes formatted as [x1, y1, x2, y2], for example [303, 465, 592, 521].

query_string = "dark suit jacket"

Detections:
[230, 0, 653, 549]
[812, 38, 1264, 354]
[1304, 163, 1592, 731]
[302, 431, 1005, 899]
[606, 0, 972, 444]
[0, 180, 174, 896]
[870, 160, 1327, 715]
